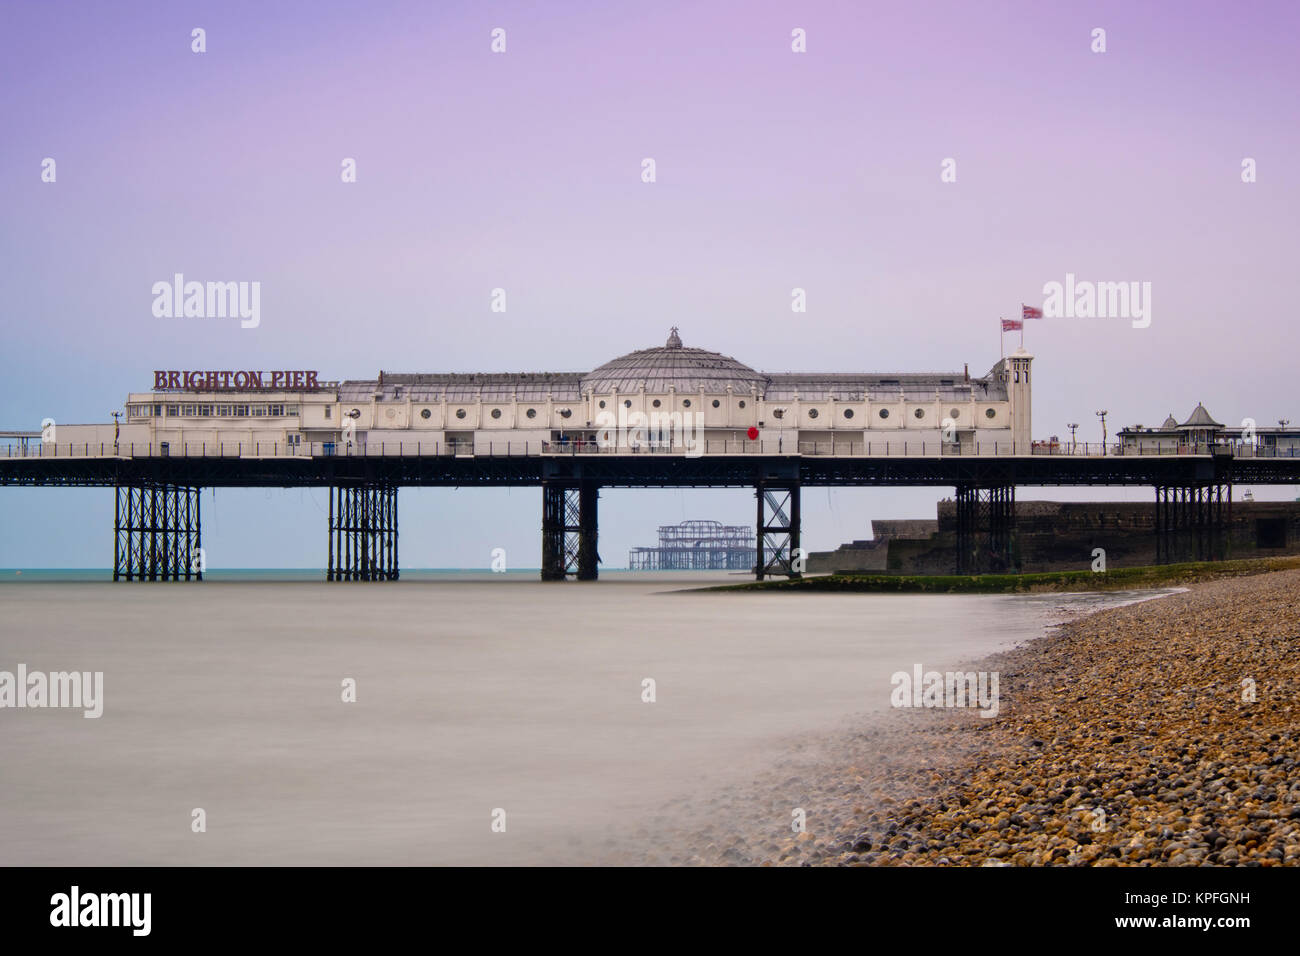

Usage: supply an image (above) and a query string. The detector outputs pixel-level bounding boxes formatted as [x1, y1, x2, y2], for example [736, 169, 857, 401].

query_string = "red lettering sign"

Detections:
[150, 371, 326, 392]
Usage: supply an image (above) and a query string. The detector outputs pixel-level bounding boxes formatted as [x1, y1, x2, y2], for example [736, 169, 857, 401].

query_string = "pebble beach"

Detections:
[636, 571, 1300, 867]
[801, 569, 1300, 866]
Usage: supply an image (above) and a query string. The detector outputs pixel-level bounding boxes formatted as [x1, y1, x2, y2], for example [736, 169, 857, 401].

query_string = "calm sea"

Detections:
[0, 571, 1165, 864]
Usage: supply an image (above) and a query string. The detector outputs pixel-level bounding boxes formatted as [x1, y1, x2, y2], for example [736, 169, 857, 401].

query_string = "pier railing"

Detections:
[2, 439, 1296, 460]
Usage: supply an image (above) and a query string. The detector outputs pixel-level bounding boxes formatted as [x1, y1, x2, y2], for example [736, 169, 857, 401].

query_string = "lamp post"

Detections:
[1067, 422, 1079, 453]
[1096, 410, 1108, 455]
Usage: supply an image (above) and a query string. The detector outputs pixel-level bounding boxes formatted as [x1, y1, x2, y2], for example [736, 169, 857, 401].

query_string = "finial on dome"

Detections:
[666, 326, 682, 349]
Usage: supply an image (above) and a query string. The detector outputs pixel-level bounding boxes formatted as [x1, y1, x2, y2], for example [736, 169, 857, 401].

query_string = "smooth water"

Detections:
[0, 574, 1165, 865]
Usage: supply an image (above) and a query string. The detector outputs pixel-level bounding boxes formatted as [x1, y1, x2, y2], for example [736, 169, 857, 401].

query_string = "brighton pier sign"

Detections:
[153, 370, 322, 391]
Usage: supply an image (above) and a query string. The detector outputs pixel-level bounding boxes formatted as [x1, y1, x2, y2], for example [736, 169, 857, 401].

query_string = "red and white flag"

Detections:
[1022, 304, 1043, 320]
[1002, 318, 1023, 332]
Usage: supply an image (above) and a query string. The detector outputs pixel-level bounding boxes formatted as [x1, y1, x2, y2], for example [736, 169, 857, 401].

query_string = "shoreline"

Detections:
[785, 569, 1300, 866]
[710, 555, 1300, 594]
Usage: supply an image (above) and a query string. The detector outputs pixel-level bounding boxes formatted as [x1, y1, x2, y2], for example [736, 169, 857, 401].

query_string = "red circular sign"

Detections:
[747, 426, 759, 440]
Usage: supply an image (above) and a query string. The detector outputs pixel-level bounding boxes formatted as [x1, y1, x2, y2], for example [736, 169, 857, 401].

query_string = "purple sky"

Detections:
[2, 0, 1298, 567]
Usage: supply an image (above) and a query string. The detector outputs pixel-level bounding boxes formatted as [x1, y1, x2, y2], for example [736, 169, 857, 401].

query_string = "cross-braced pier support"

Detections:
[541, 480, 599, 581]
[955, 483, 1016, 574]
[755, 482, 801, 579]
[114, 483, 202, 581]
[327, 484, 399, 581]
[1154, 483, 1229, 564]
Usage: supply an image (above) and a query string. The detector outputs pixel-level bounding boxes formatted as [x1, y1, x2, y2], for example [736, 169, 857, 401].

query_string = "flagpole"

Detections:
[1000, 318, 1004, 357]
[1019, 304, 1025, 348]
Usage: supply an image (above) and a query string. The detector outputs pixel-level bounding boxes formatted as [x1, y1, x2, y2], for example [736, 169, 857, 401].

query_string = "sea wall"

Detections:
[810, 500, 1300, 574]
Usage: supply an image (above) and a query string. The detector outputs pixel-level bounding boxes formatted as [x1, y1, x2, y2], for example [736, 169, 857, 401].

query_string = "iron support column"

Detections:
[576, 480, 600, 581]
[755, 481, 801, 579]
[1154, 482, 1229, 564]
[113, 483, 202, 582]
[955, 482, 1016, 574]
[541, 480, 599, 580]
[327, 483, 398, 581]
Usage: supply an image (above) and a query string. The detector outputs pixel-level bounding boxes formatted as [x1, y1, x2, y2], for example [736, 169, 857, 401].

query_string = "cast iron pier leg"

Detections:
[1154, 482, 1228, 564]
[114, 483, 201, 582]
[327, 483, 398, 581]
[955, 482, 1016, 574]
[541, 481, 600, 580]
[755, 481, 801, 580]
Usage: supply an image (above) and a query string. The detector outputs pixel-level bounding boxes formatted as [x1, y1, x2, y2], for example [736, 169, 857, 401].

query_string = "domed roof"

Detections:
[581, 329, 767, 395]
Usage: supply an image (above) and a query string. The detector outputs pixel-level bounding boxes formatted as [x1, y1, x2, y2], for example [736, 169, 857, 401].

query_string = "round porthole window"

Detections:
[420, 408, 431, 420]
[738, 400, 746, 409]
[455, 408, 466, 419]
[624, 400, 631, 408]
[683, 399, 691, 408]
[985, 408, 996, 419]
[773, 409, 784, 419]
[914, 408, 925, 419]
[652, 399, 661, 408]
[598, 400, 606, 409]
[879, 409, 890, 419]
[712, 399, 720, 408]
[949, 408, 960, 419]
[559, 408, 572, 418]
[844, 408, 854, 419]
[491, 408, 502, 419]
[526, 408, 537, 419]
[808, 408, 819, 419]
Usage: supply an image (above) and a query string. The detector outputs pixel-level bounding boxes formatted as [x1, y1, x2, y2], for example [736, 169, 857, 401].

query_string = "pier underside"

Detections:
[113, 483, 202, 581]
[955, 483, 1017, 574]
[755, 482, 802, 580]
[1155, 483, 1230, 564]
[541, 480, 599, 581]
[328, 483, 399, 581]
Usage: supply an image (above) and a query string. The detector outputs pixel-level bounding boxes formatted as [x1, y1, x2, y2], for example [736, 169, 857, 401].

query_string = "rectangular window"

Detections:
[198, 405, 212, 416]
[324, 407, 331, 419]
[166, 405, 178, 416]
[287, 406, 299, 415]
[252, 405, 266, 417]
[183, 405, 195, 416]
[154, 404, 162, 416]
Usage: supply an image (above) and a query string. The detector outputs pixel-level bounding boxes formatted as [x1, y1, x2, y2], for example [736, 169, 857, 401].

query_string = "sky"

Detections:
[2, 0, 1298, 568]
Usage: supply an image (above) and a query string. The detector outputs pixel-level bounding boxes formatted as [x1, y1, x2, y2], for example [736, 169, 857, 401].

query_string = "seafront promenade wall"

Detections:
[810, 500, 1300, 574]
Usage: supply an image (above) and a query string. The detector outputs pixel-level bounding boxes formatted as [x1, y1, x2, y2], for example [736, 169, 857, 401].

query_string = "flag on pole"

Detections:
[1022, 304, 1043, 320]
[1002, 317, 1023, 332]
